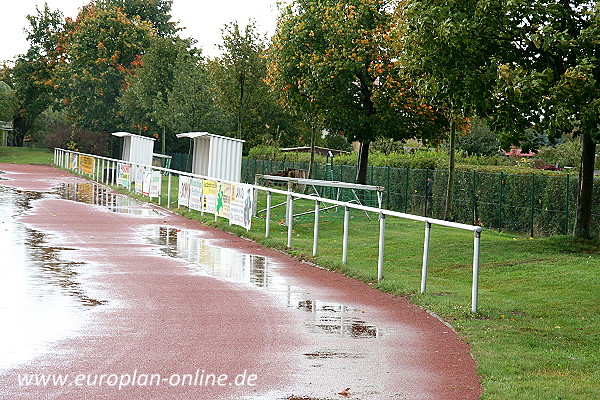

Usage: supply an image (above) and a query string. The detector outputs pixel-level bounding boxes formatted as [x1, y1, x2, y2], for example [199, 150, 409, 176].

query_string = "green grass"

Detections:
[0, 146, 54, 164]
[6, 147, 598, 399]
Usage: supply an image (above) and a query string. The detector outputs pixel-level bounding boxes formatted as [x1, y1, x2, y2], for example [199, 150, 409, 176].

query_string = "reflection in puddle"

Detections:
[56, 182, 165, 217]
[143, 226, 380, 339]
[0, 186, 105, 369]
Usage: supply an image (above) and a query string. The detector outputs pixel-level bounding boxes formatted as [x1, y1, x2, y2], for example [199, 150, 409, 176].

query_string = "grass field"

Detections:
[0, 146, 54, 164]
[2, 149, 598, 399]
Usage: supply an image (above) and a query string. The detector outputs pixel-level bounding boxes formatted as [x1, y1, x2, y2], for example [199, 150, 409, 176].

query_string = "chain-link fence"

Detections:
[242, 158, 599, 237]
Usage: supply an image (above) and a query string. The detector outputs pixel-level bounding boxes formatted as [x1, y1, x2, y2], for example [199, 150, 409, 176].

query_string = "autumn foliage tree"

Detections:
[55, 4, 153, 133]
[268, 0, 446, 184]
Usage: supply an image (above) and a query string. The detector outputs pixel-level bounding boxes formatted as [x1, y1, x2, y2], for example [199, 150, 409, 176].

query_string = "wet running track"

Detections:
[0, 164, 481, 399]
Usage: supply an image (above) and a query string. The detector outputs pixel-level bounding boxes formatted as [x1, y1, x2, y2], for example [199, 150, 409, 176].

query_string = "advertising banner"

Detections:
[79, 155, 95, 175]
[135, 166, 145, 194]
[189, 178, 203, 211]
[229, 183, 253, 230]
[149, 170, 161, 198]
[202, 180, 217, 215]
[70, 153, 78, 170]
[117, 163, 130, 187]
[216, 182, 231, 219]
[178, 176, 190, 208]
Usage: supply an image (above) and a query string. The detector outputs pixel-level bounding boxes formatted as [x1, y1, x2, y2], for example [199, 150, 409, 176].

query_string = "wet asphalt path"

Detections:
[0, 164, 481, 399]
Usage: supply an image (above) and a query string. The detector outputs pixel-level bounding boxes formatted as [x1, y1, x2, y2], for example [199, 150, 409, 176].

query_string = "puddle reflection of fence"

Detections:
[56, 182, 165, 217]
[143, 225, 382, 339]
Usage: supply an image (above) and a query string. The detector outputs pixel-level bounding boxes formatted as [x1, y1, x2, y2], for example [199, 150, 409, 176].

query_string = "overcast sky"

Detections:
[0, 0, 281, 63]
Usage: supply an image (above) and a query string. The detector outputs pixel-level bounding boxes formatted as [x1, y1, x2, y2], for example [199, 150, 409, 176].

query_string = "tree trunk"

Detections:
[574, 131, 596, 239]
[444, 120, 456, 221]
[356, 140, 370, 184]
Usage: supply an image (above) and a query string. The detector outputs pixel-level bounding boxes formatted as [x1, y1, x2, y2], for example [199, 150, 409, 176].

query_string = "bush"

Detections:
[457, 118, 500, 156]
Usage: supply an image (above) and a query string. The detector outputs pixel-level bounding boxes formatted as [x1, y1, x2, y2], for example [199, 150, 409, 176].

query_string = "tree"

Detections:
[8, 4, 65, 146]
[268, 0, 446, 184]
[0, 81, 19, 123]
[210, 21, 274, 145]
[491, 1, 599, 238]
[96, 0, 177, 36]
[395, 0, 500, 219]
[55, 3, 154, 134]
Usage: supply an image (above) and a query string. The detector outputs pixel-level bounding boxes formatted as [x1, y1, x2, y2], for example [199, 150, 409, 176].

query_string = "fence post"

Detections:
[313, 200, 320, 257]
[287, 193, 293, 248]
[499, 172, 504, 231]
[386, 166, 391, 209]
[472, 170, 477, 225]
[167, 173, 172, 208]
[530, 173, 535, 237]
[265, 191, 272, 238]
[472, 228, 482, 313]
[404, 167, 410, 213]
[421, 221, 432, 293]
[565, 174, 570, 235]
[342, 206, 350, 264]
[377, 213, 385, 281]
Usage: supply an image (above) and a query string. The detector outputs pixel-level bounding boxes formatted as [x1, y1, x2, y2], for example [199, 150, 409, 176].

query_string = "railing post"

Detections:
[342, 205, 350, 264]
[421, 221, 432, 293]
[377, 213, 385, 281]
[265, 191, 272, 238]
[287, 193, 293, 248]
[472, 228, 482, 313]
[313, 200, 320, 257]
[167, 172, 172, 208]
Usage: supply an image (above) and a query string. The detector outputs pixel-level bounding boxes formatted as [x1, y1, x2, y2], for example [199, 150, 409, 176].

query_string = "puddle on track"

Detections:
[55, 181, 166, 217]
[0, 186, 106, 370]
[142, 226, 381, 340]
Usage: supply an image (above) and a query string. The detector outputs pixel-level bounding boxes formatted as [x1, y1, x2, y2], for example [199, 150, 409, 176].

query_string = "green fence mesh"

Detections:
[243, 158, 598, 237]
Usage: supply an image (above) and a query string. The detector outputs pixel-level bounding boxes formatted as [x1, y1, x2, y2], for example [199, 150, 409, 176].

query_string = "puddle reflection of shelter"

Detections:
[176, 132, 244, 182]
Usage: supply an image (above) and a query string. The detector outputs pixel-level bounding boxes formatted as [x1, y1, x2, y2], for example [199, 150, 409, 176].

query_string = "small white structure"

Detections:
[176, 132, 244, 182]
[112, 132, 155, 166]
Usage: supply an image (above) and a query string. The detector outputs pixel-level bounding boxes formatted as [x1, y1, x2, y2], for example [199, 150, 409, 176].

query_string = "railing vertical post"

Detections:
[342, 206, 350, 264]
[265, 191, 271, 238]
[287, 193, 293, 248]
[167, 172, 172, 208]
[472, 228, 482, 313]
[377, 213, 385, 281]
[421, 221, 432, 293]
[313, 200, 320, 257]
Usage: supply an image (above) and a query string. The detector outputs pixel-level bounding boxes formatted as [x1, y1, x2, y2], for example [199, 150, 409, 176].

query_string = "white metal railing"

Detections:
[54, 148, 483, 312]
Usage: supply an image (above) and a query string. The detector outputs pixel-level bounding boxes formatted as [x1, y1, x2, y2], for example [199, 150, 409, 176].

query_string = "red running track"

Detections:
[0, 163, 481, 399]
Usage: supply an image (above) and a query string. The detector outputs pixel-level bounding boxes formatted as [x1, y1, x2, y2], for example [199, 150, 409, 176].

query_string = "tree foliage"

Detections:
[268, 0, 447, 183]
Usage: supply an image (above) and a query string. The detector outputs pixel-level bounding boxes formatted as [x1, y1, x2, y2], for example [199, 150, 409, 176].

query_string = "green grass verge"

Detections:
[0, 146, 54, 164]
[16, 153, 600, 399]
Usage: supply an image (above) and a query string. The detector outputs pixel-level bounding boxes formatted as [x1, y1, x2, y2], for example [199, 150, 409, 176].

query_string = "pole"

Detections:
[287, 193, 293, 248]
[377, 213, 385, 281]
[421, 221, 432, 293]
[342, 206, 350, 264]
[265, 191, 271, 238]
[472, 229, 481, 313]
[313, 200, 320, 257]
[530, 173, 535, 238]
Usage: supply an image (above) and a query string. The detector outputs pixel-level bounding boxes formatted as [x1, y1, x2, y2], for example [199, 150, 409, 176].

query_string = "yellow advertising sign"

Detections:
[79, 155, 95, 175]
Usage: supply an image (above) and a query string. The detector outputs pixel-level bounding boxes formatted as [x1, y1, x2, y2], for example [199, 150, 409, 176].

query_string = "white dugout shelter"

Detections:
[111, 132, 156, 166]
[177, 132, 245, 182]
